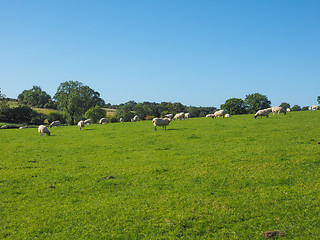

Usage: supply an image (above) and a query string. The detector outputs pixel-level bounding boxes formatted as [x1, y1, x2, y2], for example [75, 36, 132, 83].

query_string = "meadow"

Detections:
[0, 111, 320, 239]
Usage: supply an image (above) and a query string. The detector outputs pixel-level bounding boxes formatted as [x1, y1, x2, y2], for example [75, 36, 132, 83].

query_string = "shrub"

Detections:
[85, 105, 106, 123]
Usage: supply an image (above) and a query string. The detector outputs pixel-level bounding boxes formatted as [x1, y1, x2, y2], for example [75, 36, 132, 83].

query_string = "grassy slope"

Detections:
[0, 111, 320, 239]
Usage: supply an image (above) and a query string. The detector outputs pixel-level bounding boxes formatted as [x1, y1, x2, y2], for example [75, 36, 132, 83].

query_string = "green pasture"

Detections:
[1, 111, 320, 239]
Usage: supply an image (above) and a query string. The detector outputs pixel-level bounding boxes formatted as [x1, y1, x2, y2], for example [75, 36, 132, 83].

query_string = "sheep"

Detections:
[84, 119, 92, 125]
[312, 105, 319, 110]
[78, 120, 85, 130]
[206, 114, 214, 118]
[173, 112, 185, 121]
[99, 118, 107, 124]
[286, 108, 291, 112]
[1, 125, 8, 129]
[309, 106, 312, 111]
[213, 110, 225, 118]
[131, 115, 139, 122]
[224, 114, 230, 118]
[254, 109, 270, 119]
[19, 125, 28, 129]
[50, 120, 60, 128]
[185, 112, 190, 119]
[38, 125, 50, 136]
[164, 113, 173, 118]
[271, 106, 286, 115]
[119, 118, 124, 123]
[152, 118, 171, 130]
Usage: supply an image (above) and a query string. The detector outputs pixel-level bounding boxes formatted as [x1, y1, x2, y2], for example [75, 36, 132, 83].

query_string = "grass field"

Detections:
[1, 111, 320, 239]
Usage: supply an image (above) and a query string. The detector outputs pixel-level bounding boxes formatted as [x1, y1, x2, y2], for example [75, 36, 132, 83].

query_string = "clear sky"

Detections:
[1, 0, 319, 108]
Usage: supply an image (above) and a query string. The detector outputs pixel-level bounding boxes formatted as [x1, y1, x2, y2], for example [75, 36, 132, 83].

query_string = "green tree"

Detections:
[85, 105, 106, 123]
[54, 81, 105, 124]
[116, 105, 134, 122]
[317, 96, 320, 104]
[244, 93, 271, 114]
[0, 89, 5, 100]
[221, 98, 247, 115]
[18, 86, 52, 108]
[279, 102, 290, 110]
[291, 105, 301, 111]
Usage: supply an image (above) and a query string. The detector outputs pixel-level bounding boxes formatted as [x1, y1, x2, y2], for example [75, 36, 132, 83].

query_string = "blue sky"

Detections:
[1, 0, 319, 108]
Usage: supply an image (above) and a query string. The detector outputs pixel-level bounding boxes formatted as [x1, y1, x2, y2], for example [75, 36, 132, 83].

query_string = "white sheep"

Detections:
[131, 115, 139, 122]
[185, 112, 190, 119]
[1, 125, 8, 129]
[286, 108, 291, 112]
[19, 125, 28, 129]
[99, 118, 107, 124]
[50, 120, 60, 128]
[119, 118, 124, 123]
[173, 112, 185, 121]
[78, 120, 85, 130]
[224, 114, 231, 118]
[271, 106, 286, 115]
[152, 118, 171, 130]
[84, 119, 92, 125]
[38, 125, 50, 136]
[254, 109, 270, 119]
[213, 110, 225, 118]
[164, 113, 173, 118]
[309, 106, 312, 111]
[206, 114, 214, 118]
[312, 105, 319, 110]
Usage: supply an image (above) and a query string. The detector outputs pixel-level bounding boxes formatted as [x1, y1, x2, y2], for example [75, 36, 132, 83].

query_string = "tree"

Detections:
[0, 89, 5, 100]
[115, 105, 134, 122]
[318, 96, 320, 104]
[301, 106, 309, 111]
[291, 105, 301, 111]
[54, 81, 105, 124]
[279, 102, 290, 110]
[18, 86, 52, 108]
[244, 93, 271, 114]
[85, 105, 106, 123]
[221, 98, 247, 115]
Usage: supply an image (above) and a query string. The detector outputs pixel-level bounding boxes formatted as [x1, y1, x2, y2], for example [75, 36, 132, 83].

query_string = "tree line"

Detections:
[0, 83, 319, 125]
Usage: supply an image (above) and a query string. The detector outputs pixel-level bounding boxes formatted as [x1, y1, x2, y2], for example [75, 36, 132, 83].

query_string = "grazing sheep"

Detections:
[213, 110, 225, 118]
[173, 112, 185, 121]
[312, 105, 319, 110]
[254, 109, 270, 119]
[309, 106, 312, 111]
[185, 112, 190, 119]
[206, 114, 214, 118]
[78, 120, 85, 130]
[38, 125, 50, 136]
[164, 113, 173, 118]
[286, 108, 291, 112]
[152, 118, 171, 130]
[1, 125, 8, 129]
[99, 118, 107, 124]
[119, 118, 124, 123]
[131, 115, 139, 122]
[84, 119, 92, 125]
[224, 114, 231, 118]
[50, 120, 60, 128]
[271, 106, 286, 115]
[19, 125, 28, 129]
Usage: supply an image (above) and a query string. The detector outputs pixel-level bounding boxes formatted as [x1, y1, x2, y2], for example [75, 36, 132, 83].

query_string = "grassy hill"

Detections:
[0, 111, 320, 239]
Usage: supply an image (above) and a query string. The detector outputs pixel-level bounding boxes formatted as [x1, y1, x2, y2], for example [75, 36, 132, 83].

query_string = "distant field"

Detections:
[1, 111, 320, 239]
[5, 101, 115, 117]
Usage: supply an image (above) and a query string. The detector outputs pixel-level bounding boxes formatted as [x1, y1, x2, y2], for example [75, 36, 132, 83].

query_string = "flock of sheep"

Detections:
[2, 105, 319, 135]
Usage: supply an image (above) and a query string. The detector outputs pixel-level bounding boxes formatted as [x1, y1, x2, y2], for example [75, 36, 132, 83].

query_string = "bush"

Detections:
[47, 111, 66, 124]
[145, 115, 154, 120]
[85, 106, 106, 123]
